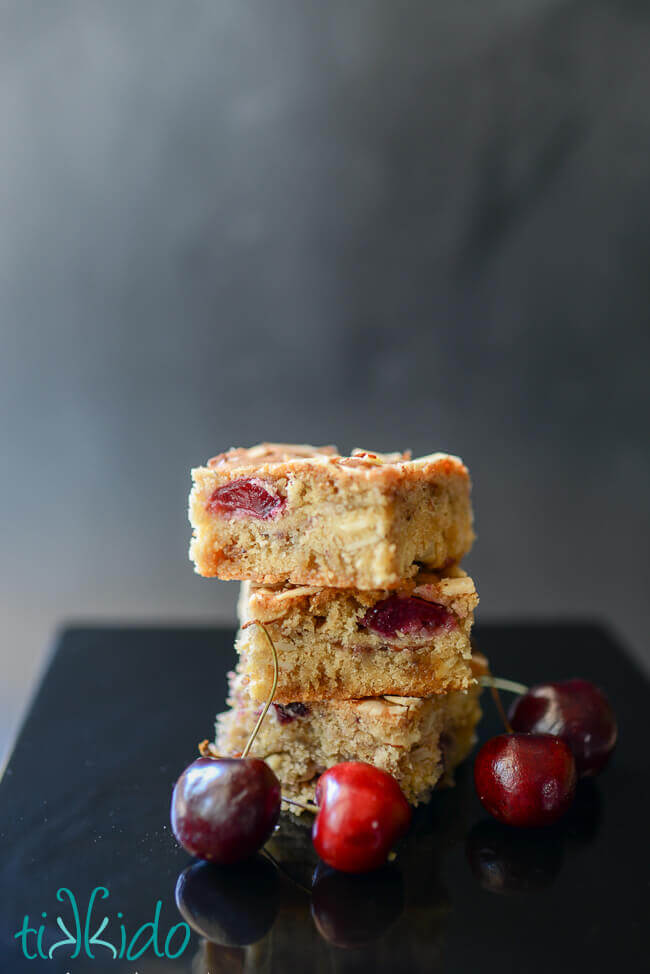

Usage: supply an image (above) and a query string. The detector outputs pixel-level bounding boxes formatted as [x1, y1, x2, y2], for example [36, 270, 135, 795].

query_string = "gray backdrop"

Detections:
[2, 0, 649, 754]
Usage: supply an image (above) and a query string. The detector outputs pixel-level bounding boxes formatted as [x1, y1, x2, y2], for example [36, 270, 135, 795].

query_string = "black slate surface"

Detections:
[0, 624, 648, 973]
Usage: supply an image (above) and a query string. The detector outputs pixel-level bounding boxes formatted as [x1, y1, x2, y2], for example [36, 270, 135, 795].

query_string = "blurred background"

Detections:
[2, 1, 649, 756]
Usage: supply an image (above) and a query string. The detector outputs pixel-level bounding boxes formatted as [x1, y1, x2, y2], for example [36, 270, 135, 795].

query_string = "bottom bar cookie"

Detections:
[215, 655, 486, 811]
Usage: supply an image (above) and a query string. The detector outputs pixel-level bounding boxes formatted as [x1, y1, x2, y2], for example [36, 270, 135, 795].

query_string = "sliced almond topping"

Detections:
[354, 699, 390, 717]
[264, 753, 285, 772]
[438, 577, 475, 596]
[269, 586, 323, 601]
[387, 705, 411, 716]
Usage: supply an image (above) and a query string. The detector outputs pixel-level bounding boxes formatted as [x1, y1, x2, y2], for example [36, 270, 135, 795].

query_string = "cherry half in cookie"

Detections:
[312, 762, 412, 873]
[474, 733, 577, 828]
[273, 702, 310, 724]
[509, 679, 617, 777]
[207, 477, 285, 519]
[361, 595, 456, 638]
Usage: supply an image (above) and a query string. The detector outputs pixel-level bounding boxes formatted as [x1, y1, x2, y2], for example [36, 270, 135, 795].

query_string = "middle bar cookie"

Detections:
[236, 564, 479, 702]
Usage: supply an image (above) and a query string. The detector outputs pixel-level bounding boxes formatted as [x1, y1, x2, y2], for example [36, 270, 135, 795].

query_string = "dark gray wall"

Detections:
[2, 0, 649, 749]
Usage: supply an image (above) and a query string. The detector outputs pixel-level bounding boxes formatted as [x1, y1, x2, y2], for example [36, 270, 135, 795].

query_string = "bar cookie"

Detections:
[215, 655, 486, 811]
[236, 566, 479, 702]
[189, 443, 474, 589]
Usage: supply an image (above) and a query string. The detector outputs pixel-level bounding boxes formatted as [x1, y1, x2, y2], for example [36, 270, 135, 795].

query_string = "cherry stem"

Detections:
[479, 672, 526, 735]
[477, 676, 529, 695]
[240, 620, 279, 759]
[282, 795, 319, 814]
[489, 682, 513, 734]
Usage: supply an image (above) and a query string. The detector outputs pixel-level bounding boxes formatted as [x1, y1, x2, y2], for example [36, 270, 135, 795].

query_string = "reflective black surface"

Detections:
[0, 625, 648, 972]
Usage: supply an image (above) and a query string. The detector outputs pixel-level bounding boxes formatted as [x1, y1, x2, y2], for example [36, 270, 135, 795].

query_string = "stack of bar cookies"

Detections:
[189, 443, 484, 811]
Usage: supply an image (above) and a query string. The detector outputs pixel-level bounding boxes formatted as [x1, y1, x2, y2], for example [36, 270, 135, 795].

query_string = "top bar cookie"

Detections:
[189, 443, 474, 589]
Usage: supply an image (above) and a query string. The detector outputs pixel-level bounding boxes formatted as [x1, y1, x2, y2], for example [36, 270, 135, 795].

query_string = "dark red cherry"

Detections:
[207, 478, 285, 519]
[175, 855, 279, 946]
[312, 762, 411, 873]
[273, 702, 310, 724]
[171, 757, 280, 863]
[311, 861, 404, 947]
[361, 595, 456, 638]
[474, 734, 577, 828]
[509, 679, 617, 777]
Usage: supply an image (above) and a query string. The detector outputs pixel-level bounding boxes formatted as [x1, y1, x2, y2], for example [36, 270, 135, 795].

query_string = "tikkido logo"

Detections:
[13, 886, 191, 963]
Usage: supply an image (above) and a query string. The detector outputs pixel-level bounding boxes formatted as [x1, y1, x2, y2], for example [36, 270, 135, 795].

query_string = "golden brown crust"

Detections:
[240, 668, 473, 704]
[207, 443, 339, 468]
[228, 658, 484, 728]
[199, 442, 469, 486]
[246, 565, 477, 620]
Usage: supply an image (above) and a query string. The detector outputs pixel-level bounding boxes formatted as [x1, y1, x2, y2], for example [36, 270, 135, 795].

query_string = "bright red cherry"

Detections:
[207, 477, 285, 519]
[509, 679, 617, 777]
[171, 757, 281, 863]
[361, 595, 456, 638]
[312, 762, 411, 873]
[474, 734, 577, 828]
